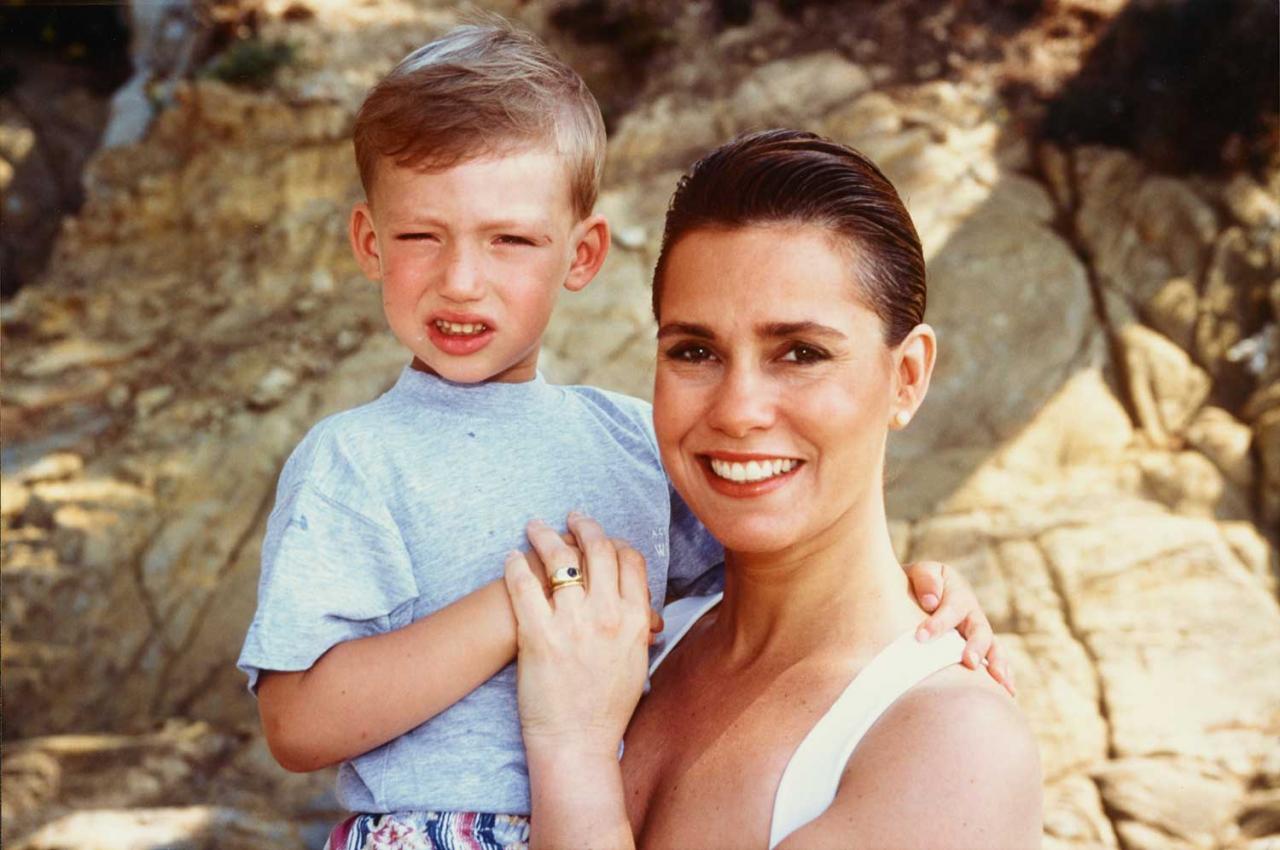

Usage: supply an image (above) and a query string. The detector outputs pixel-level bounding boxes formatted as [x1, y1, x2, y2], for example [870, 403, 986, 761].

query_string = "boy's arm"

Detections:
[905, 561, 1015, 695]
[258, 578, 517, 772]
[256, 536, 659, 773]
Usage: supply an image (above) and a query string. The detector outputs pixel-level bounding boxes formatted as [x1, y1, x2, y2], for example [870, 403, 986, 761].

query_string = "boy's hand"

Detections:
[906, 561, 1015, 697]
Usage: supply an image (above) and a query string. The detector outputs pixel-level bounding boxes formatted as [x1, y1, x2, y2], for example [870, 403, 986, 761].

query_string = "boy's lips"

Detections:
[426, 313, 496, 356]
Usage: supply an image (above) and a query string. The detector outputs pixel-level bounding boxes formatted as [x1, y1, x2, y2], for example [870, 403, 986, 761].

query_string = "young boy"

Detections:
[237, 20, 1000, 850]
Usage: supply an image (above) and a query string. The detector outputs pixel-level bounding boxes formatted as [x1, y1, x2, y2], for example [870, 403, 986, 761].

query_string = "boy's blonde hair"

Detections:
[353, 21, 607, 220]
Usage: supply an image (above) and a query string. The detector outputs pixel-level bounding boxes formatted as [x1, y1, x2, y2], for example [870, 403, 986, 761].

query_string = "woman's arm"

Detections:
[776, 671, 1042, 850]
[505, 515, 652, 850]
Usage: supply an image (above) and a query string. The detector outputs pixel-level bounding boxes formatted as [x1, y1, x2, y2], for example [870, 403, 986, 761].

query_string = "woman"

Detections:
[505, 130, 1042, 848]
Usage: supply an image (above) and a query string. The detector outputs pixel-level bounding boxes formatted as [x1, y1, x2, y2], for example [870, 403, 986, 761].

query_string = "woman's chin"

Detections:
[702, 519, 803, 558]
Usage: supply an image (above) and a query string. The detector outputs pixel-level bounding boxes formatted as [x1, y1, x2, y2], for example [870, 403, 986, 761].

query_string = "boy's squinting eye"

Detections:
[780, 343, 831, 364]
[397, 233, 439, 242]
[495, 234, 536, 246]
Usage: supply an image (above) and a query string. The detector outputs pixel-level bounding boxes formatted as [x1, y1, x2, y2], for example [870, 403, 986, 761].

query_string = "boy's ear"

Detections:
[349, 202, 384, 281]
[563, 214, 610, 293]
[889, 323, 936, 430]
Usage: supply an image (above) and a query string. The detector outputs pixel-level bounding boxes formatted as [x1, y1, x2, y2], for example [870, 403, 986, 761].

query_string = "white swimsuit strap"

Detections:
[768, 628, 966, 848]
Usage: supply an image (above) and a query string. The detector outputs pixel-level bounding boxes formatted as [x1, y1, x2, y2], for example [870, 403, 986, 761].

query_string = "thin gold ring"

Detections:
[548, 564, 586, 592]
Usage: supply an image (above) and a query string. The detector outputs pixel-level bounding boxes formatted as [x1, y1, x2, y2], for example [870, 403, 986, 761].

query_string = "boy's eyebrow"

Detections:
[393, 216, 554, 233]
[479, 217, 555, 233]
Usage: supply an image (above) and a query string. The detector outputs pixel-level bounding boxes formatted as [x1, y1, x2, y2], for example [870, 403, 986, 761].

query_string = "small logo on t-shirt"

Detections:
[291, 514, 309, 531]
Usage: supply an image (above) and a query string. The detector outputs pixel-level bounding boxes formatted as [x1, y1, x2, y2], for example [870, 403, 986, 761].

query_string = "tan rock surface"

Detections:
[1, 1, 1277, 848]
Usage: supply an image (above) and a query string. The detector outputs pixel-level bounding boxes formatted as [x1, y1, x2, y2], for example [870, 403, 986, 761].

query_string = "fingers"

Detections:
[913, 563, 973, 642]
[526, 519, 586, 605]
[985, 637, 1016, 697]
[957, 612, 994, 671]
[523, 546, 550, 590]
[905, 560, 945, 613]
[567, 512, 619, 601]
[649, 609, 664, 634]
[504, 551, 552, 634]
[616, 540, 648, 606]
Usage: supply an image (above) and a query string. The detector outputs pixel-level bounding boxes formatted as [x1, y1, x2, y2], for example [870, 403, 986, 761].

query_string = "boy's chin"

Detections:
[410, 356, 486, 384]
[410, 353, 535, 385]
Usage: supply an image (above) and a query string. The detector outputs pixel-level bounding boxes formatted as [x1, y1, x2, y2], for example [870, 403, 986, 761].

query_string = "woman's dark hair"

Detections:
[652, 129, 926, 346]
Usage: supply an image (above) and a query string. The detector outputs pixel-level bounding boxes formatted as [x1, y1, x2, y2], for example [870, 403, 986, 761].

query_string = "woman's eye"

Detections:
[667, 343, 716, 363]
[780, 344, 829, 364]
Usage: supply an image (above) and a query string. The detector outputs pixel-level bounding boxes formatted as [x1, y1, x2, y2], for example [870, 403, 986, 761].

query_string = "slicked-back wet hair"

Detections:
[653, 129, 926, 346]
[353, 20, 606, 219]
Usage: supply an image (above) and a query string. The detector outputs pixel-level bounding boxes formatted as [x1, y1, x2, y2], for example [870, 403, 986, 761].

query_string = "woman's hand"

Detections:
[906, 561, 1015, 696]
[505, 513, 648, 849]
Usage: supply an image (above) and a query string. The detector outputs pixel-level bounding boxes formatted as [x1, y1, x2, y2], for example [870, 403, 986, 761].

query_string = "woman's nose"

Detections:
[438, 245, 486, 302]
[706, 363, 776, 438]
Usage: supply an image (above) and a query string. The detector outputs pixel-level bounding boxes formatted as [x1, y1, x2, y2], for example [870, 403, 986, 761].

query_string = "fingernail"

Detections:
[915, 626, 930, 643]
[567, 510, 583, 520]
[966, 651, 979, 667]
[921, 593, 939, 611]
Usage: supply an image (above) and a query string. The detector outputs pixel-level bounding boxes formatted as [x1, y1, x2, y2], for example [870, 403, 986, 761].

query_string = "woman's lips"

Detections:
[426, 316, 496, 356]
[697, 453, 804, 498]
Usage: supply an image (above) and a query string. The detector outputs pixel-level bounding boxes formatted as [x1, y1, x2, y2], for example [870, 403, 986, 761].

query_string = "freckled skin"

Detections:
[348, 149, 605, 384]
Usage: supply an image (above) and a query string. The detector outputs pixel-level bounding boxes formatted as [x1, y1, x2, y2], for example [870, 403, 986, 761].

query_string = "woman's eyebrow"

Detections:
[758, 321, 847, 340]
[656, 322, 715, 340]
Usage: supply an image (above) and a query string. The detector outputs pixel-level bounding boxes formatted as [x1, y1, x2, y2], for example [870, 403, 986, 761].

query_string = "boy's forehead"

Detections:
[368, 146, 577, 216]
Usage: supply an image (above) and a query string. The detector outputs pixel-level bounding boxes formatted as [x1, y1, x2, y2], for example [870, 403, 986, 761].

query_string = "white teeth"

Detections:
[435, 320, 488, 336]
[708, 457, 798, 483]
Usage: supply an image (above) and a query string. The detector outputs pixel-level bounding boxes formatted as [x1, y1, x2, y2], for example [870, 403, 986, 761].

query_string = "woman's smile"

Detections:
[699, 452, 806, 496]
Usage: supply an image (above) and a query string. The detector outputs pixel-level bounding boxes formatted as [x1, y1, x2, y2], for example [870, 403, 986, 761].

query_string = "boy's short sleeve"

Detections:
[237, 479, 420, 692]
[665, 483, 724, 599]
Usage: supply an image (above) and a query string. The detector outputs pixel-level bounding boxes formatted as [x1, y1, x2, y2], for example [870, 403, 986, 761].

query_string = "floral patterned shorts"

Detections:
[323, 811, 530, 850]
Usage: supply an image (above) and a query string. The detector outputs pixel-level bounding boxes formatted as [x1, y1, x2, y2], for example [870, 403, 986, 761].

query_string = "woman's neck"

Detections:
[710, 496, 923, 668]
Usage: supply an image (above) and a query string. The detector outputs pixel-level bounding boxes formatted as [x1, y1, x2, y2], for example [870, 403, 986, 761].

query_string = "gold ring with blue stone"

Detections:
[548, 564, 586, 592]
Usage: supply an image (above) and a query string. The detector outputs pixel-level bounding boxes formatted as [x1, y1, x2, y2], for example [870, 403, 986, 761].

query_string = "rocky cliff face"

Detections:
[2, 1, 1277, 848]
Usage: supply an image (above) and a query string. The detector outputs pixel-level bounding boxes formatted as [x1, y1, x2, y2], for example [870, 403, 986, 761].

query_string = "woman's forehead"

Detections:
[657, 226, 876, 322]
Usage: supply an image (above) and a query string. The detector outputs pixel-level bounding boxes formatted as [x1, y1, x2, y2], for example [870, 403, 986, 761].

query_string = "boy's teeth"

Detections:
[708, 457, 798, 483]
[435, 320, 488, 335]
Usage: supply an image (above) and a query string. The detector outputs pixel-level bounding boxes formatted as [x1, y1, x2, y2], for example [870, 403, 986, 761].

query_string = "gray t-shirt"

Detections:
[237, 366, 722, 814]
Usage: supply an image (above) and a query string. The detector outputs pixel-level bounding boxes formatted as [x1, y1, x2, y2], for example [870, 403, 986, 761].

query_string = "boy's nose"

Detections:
[438, 246, 486, 302]
[706, 364, 776, 438]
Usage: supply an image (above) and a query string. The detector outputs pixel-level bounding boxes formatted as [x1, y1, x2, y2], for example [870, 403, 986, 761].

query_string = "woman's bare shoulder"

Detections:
[877, 664, 1037, 752]
[776, 665, 1042, 850]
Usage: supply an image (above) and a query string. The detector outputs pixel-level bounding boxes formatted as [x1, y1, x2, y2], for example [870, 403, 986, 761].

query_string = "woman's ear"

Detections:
[889, 323, 936, 430]
[349, 202, 384, 281]
[564, 214, 611, 293]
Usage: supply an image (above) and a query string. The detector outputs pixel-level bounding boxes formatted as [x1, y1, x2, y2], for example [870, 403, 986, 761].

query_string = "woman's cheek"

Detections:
[653, 372, 697, 470]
